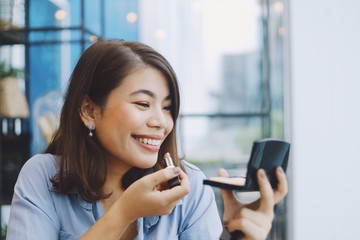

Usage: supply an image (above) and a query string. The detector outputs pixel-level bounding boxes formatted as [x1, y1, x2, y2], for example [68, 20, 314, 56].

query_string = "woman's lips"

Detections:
[132, 135, 163, 152]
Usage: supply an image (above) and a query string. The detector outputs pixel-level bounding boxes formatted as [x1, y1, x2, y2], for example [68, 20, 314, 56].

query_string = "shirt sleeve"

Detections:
[178, 161, 223, 240]
[6, 154, 60, 240]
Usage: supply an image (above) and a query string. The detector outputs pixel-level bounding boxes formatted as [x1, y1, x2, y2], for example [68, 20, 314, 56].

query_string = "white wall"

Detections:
[289, 0, 360, 239]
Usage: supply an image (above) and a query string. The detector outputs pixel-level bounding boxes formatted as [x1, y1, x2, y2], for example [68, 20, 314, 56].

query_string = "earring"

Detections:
[87, 124, 95, 137]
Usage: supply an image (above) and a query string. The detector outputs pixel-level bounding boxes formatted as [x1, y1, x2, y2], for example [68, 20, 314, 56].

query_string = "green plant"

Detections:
[1, 224, 7, 239]
[0, 62, 24, 79]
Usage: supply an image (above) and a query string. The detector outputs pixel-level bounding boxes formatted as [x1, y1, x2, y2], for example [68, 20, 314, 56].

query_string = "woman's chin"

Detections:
[134, 159, 158, 169]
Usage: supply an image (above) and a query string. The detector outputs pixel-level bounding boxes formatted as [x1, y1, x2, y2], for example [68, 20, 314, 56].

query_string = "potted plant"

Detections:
[0, 62, 24, 79]
[0, 62, 29, 118]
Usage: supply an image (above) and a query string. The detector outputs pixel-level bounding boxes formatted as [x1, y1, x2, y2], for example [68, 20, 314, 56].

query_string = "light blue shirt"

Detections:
[6, 154, 223, 240]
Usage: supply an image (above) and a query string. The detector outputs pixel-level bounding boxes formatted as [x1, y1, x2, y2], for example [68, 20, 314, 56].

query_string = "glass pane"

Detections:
[269, 0, 287, 139]
[178, 116, 263, 216]
[0, 0, 25, 28]
[138, 0, 264, 114]
[178, 116, 263, 167]
[104, 0, 139, 40]
[29, 43, 82, 154]
[29, 0, 70, 28]
[29, 0, 102, 36]
[85, 0, 102, 35]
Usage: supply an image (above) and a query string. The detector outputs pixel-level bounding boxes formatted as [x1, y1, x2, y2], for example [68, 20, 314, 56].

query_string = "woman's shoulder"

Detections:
[180, 160, 213, 198]
[181, 160, 206, 181]
[19, 153, 59, 181]
[175, 160, 222, 236]
[179, 160, 219, 207]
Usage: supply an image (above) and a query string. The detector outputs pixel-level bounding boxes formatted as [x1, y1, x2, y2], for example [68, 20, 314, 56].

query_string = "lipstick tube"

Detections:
[164, 153, 181, 188]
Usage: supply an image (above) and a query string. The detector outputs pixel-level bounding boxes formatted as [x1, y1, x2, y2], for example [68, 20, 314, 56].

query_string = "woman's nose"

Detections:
[147, 108, 168, 128]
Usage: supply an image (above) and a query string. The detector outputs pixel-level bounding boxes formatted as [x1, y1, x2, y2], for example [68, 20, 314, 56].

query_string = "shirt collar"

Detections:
[49, 186, 93, 211]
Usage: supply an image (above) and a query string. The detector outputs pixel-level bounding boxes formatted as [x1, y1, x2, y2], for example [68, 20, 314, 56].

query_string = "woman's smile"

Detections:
[132, 134, 164, 152]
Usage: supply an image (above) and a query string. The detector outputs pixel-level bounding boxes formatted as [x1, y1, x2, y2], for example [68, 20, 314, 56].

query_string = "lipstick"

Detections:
[164, 153, 181, 188]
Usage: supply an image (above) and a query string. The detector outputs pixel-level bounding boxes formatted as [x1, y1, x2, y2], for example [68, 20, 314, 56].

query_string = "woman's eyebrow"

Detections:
[130, 89, 155, 98]
[130, 89, 171, 101]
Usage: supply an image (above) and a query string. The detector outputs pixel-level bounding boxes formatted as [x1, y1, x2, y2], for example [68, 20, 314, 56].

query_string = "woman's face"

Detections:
[93, 67, 174, 171]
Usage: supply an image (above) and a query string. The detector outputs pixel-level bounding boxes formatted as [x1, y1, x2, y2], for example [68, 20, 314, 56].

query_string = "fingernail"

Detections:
[172, 167, 180, 174]
[277, 167, 284, 173]
[258, 169, 265, 178]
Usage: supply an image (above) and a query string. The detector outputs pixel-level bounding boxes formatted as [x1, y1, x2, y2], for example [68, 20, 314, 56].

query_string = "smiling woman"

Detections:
[5, 40, 287, 240]
[5, 40, 222, 239]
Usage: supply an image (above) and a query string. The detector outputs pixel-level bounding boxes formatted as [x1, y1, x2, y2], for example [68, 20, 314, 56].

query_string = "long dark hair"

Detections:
[46, 40, 181, 202]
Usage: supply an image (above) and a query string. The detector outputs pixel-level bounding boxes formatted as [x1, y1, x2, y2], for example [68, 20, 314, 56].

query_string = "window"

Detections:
[138, 0, 289, 238]
[1, 0, 289, 238]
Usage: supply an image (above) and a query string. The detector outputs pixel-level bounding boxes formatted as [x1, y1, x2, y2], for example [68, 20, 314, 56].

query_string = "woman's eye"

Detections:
[163, 105, 172, 111]
[136, 102, 150, 108]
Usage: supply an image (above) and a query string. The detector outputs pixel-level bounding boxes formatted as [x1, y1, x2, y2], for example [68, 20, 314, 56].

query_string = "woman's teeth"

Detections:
[135, 137, 161, 146]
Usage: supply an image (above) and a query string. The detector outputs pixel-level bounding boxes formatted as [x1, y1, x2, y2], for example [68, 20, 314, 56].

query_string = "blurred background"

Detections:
[0, 0, 359, 239]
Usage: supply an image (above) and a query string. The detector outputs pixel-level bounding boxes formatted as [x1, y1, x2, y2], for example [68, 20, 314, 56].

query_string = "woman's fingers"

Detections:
[273, 167, 288, 204]
[130, 167, 189, 200]
[221, 168, 288, 240]
[122, 168, 190, 218]
[218, 168, 239, 224]
[153, 168, 190, 201]
[218, 168, 238, 205]
[257, 169, 275, 216]
[171, 169, 190, 197]
[142, 167, 181, 187]
[218, 168, 230, 177]
[227, 204, 272, 240]
[227, 216, 270, 240]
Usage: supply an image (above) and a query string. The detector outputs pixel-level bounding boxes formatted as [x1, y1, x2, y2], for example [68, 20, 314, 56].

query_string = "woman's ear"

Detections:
[79, 96, 98, 126]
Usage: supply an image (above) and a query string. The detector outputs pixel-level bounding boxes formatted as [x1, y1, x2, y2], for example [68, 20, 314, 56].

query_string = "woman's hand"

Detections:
[81, 167, 190, 240]
[219, 167, 288, 240]
[118, 167, 190, 222]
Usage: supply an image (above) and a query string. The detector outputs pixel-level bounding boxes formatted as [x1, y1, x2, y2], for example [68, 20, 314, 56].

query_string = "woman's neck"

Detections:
[105, 157, 132, 188]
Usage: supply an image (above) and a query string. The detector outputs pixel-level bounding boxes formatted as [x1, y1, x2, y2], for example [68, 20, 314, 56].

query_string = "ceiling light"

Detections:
[273, 2, 284, 13]
[54, 10, 67, 20]
[126, 12, 138, 23]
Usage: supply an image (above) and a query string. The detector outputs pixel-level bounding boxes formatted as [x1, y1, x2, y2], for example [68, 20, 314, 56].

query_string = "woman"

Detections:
[6, 40, 287, 240]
